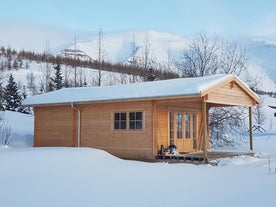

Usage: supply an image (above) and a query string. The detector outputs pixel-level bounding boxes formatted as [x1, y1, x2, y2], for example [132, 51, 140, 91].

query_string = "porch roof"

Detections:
[22, 74, 260, 107]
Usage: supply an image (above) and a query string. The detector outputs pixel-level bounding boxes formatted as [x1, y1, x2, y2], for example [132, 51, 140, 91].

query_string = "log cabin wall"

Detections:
[34, 105, 77, 147]
[78, 100, 154, 160]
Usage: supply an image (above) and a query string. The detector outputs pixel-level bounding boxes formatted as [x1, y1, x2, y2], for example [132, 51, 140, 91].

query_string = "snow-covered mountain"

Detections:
[0, 24, 275, 91]
[59, 30, 276, 90]
[61, 30, 188, 65]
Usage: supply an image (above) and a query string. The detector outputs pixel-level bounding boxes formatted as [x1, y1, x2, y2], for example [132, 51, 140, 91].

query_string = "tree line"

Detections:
[0, 46, 179, 81]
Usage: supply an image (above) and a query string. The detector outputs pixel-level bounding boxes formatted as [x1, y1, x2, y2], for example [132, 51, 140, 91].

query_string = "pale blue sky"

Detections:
[1, 0, 276, 38]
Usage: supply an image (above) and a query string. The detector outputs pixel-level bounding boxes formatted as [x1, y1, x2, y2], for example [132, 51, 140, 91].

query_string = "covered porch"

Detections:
[155, 76, 260, 164]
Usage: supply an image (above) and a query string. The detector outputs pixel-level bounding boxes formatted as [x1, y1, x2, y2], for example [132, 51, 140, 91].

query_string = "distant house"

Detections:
[22, 74, 260, 161]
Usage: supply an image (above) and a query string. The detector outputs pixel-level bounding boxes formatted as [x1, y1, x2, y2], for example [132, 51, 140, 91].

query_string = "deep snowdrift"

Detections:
[1, 108, 276, 207]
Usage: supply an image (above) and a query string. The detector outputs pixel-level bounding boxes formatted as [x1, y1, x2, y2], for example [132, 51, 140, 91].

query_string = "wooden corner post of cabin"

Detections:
[202, 100, 208, 164]
[249, 106, 253, 151]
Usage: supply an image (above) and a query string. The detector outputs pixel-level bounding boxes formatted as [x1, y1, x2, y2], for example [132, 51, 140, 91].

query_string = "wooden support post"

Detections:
[249, 106, 253, 151]
[202, 101, 208, 164]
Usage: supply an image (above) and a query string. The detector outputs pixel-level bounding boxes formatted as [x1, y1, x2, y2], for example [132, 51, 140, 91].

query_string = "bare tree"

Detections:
[74, 33, 78, 87]
[0, 115, 13, 146]
[96, 27, 105, 86]
[142, 33, 154, 71]
[209, 107, 248, 147]
[253, 99, 266, 127]
[129, 32, 139, 66]
[176, 32, 220, 77]
[219, 39, 248, 76]
[175, 32, 251, 146]
[26, 72, 38, 95]
[0, 122, 13, 146]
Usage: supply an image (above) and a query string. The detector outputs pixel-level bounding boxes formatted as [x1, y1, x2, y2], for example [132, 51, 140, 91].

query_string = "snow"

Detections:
[2, 111, 34, 147]
[1, 95, 276, 207]
[22, 74, 238, 106]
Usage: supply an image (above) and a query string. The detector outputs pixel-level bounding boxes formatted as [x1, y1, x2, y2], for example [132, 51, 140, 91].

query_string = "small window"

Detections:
[169, 112, 174, 144]
[274, 112, 276, 117]
[114, 112, 127, 130]
[176, 113, 183, 139]
[185, 113, 191, 139]
[129, 112, 143, 130]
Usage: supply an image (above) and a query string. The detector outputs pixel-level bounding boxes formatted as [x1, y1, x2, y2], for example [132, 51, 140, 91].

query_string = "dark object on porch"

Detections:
[159, 144, 178, 156]
[156, 151, 254, 164]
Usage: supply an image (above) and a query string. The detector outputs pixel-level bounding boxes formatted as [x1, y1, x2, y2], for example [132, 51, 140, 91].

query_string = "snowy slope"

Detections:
[1, 93, 276, 207]
[60, 30, 276, 90]
[248, 39, 276, 83]
[0, 146, 275, 207]
[64, 30, 188, 64]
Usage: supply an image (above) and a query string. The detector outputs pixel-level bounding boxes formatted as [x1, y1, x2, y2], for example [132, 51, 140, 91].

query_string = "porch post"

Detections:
[202, 101, 208, 164]
[249, 106, 253, 151]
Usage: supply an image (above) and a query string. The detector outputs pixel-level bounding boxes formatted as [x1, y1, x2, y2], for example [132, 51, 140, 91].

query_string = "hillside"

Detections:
[60, 30, 276, 91]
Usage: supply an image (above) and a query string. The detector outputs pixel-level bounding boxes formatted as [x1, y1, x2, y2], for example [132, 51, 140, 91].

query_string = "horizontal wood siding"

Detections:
[206, 82, 256, 106]
[79, 101, 153, 160]
[155, 104, 168, 155]
[34, 105, 76, 147]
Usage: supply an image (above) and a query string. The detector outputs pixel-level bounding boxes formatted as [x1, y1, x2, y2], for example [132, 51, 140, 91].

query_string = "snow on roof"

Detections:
[22, 74, 236, 106]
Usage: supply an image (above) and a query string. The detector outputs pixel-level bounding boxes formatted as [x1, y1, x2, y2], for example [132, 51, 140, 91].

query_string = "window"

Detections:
[114, 112, 127, 130]
[129, 112, 143, 130]
[176, 113, 183, 139]
[114, 111, 143, 130]
[192, 114, 197, 148]
[185, 113, 191, 139]
[169, 112, 174, 144]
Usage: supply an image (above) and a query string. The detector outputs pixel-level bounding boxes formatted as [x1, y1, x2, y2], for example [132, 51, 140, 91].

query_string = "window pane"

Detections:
[136, 112, 143, 120]
[114, 113, 120, 121]
[114, 122, 120, 129]
[121, 121, 126, 129]
[129, 121, 135, 129]
[129, 112, 135, 120]
[177, 131, 183, 139]
[136, 121, 142, 129]
[170, 112, 174, 140]
[193, 114, 197, 138]
[176, 113, 182, 139]
[121, 113, 127, 120]
[185, 113, 191, 139]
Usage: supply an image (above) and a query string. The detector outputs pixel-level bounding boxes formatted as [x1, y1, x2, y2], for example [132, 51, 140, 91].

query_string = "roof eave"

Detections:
[22, 94, 201, 108]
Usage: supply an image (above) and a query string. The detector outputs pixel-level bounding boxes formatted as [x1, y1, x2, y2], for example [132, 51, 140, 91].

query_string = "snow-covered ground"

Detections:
[0, 95, 276, 207]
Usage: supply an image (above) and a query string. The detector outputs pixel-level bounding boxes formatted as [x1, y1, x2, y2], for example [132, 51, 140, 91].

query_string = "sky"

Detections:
[1, 0, 276, 36]
[1, 0, 276, 50]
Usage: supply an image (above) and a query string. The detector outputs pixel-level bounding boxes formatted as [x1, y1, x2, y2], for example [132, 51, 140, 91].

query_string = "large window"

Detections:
[114, 112, 143, 130]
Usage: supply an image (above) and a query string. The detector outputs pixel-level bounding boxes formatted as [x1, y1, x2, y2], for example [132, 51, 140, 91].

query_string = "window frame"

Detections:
[113, 111, 144, 131]
[114, 112, 127, 130]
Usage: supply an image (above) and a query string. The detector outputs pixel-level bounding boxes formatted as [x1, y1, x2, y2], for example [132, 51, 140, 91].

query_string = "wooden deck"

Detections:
[156, 151, 254, 165]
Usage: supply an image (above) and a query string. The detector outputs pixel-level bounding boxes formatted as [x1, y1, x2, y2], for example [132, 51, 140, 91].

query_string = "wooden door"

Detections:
[169, 111, 197, 153]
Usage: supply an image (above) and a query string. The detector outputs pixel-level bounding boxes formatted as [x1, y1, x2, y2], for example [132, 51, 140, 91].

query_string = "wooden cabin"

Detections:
[22, 74, 260, 161]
